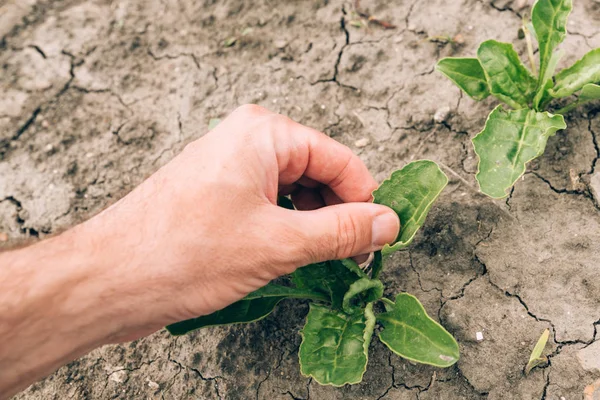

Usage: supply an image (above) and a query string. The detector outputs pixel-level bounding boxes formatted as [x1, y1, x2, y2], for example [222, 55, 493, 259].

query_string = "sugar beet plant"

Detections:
[166, 160, 459, 386]
[436, 0, 600, 198]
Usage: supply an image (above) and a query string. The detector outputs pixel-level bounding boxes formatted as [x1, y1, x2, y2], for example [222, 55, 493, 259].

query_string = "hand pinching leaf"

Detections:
[525, 329, 550, 374]
[435, 58, 490, 101]
[473, 106, 566, 198]
[532, 0, 572, 83]
[299, 303, 376, 386]
[377, 294, 459, 367]
[477, 40, 537, 109]
[373, 160, 448, 255]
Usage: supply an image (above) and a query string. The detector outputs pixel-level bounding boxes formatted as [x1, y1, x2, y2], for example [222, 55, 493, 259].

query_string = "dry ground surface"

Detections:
[2, 0, 600, 399]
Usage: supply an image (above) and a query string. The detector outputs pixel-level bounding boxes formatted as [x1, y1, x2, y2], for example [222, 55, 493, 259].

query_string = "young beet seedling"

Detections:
[436, 0, 600, 198]
[166, 160, 459, 386]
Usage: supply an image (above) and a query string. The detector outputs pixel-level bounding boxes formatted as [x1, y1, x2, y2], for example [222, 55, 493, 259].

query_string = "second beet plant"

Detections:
[166, 160, 458, 386]
[437, 0, 600, 198]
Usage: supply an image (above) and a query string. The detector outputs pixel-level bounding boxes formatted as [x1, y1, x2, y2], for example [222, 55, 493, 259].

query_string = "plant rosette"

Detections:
[166, 160, 459, 386]
[436, 0, 599, 198]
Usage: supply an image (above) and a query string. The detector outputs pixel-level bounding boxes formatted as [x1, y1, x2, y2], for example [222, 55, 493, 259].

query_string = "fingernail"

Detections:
[372, 212, 400, 247]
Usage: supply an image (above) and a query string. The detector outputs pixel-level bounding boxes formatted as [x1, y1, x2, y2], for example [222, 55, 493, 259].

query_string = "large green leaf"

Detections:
[377, 293, 459, 367]
[166, 284, 328, 335]
[292, 260, 361, 309]
[342, 278, 384, 313]
[299, 303, 376, 386]
[373, 160, 448, 255]
[552, 48, 600, 98]
[472, 106, 566, 198]
[436, 58, 490, 101]
[477, 40, 537, 109]
[532, 0, 572, 83]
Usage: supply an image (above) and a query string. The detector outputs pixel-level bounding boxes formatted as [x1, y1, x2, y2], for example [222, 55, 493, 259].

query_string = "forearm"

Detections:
[0, 214, 152, 398]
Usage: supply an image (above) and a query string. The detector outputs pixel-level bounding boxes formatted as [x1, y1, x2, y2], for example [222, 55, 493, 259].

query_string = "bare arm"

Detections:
[0, 105, 399, 398]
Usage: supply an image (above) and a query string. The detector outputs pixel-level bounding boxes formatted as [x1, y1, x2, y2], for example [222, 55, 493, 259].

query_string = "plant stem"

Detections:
[379, 297, 395, 310]
[522, 24, 537, 76]
[555, 101, 579, 115]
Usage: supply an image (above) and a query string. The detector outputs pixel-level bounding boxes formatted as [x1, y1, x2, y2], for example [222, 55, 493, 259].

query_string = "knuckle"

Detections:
[233, 104, 269, 119]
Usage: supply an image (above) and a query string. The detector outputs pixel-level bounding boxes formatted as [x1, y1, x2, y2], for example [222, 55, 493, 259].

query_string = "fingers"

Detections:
[229, 105, 379, 203]
[285, 202, 400, 265]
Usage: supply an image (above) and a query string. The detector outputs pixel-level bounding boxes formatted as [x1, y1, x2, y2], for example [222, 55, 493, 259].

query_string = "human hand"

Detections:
[77, 105, 401, 340]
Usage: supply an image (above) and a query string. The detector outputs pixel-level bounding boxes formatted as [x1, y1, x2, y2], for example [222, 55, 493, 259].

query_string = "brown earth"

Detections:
[2, 0, 600, 399]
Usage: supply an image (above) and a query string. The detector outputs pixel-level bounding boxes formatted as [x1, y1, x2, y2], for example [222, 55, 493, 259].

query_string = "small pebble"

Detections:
[354, 138, 370, 148]
[476, 331, 484, 341]
[434, 106, 451, 123]
[147, 380, 159, 390]
[320, 104, 326, 110]
[41, 120, 49, 128]
[0, 232, 8, 242]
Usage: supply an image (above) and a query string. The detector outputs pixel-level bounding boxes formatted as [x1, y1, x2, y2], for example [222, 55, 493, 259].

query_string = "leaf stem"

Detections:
[555, 101, 579, 115]
[522, 23, 537, 77]
[378, 297, 395, 311]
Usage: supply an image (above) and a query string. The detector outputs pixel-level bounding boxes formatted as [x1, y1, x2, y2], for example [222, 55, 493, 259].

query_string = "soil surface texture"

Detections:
[2, 0, 600, 399]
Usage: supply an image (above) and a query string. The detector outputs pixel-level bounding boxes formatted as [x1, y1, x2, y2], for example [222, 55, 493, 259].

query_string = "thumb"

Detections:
[290, 202, 400, 264]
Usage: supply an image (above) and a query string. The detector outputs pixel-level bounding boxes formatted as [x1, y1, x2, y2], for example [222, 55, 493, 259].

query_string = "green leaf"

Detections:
[370, 250, 383, 279]
[477, 40, 537, 109]
[373, 160, 448, 255]
[342, 278, 384, 313]
[555, 83, 600, 114]
[340, 258, 367, 278]
[435, 58, 491, 101]
[533, 49, 564, 110]
[166, 284, 328, 335]
[472, 106, 566, 198]
[292, 260, 361, 309]
[580, 83, 600, 102]
[532, 0, 572, 83]
[208, 118, 221, 130]
[525, 328, 550, 374]
[377, 293, 459, 367]
[552, 48, 600, 98]
[299, 303, 376, 386]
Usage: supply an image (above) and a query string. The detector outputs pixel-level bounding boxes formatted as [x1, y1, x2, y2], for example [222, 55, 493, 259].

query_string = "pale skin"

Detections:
[0, 105, 400, 398]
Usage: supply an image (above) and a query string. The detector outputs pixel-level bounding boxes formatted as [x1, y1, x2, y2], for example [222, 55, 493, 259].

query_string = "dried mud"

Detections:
[2, 0, 600, 399]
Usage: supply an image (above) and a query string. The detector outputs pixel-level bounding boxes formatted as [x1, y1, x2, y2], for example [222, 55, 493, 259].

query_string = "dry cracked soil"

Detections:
[2, 0, 600, 399]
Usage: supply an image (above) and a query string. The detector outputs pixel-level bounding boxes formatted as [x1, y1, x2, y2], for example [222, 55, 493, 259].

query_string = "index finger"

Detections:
[273, 115, 378, 203]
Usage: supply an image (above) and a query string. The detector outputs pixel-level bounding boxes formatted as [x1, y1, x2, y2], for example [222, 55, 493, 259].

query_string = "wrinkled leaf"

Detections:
[378, 293, 459, 367]
[166, 284, 328, 335]
[477, 40, 537, 109]
[292, 260, 361, 309]
[299, 303, 375, 386]
[525, 329, 550, 374]
[552, 48, 600, 98]
[473, 106, 566, 198]
[436, 58, 490, 101]
[532, 0, 572, 83]
[373, 160, 448, 255]
[370, 251, 383, 279]
[533, 49, 564, 110]
[208, 118, 221, 130]
[340, 257, 368, 278]
[342, 278, 384, 313]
